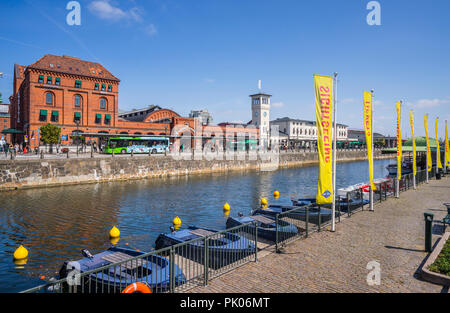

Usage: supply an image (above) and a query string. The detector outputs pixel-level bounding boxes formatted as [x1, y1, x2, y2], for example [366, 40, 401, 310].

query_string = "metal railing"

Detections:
[21, 222, 257, 294]
[22, 165, 446, 293]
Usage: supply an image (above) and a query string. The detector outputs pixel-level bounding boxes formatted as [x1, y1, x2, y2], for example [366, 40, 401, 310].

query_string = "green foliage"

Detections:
[39, 124, 61, 145]
[429, 239, 450, 276]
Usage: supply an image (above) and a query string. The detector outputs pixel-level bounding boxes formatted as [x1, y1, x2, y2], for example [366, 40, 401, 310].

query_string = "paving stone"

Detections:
[189, 177, 450, 293]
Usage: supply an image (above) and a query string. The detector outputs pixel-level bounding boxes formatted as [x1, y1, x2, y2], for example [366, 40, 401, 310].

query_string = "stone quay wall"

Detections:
[0, 150, 394, 191]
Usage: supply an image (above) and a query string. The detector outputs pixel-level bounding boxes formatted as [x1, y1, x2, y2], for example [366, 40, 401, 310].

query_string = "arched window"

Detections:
[100, 98, 107, 109]
[74, 95, 82, 107]
[45, 92, 54, 105]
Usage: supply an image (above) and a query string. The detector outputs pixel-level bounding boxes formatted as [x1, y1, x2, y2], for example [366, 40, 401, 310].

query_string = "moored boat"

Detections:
[226, 213, 298, 242]
[386, 163, 413, 176]
[58, 246, 186, 293]
[291, 197, 369, 212]
[155, 226, 255, 269]
[253, 205, 340, 225]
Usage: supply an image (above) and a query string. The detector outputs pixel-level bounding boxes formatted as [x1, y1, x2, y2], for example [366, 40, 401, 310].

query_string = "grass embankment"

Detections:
[429, 238, 450, 276]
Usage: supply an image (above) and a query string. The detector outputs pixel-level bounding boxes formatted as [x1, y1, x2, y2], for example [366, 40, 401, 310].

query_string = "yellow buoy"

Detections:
[223, 202, 230, 211]
[13, 258, 27, 266]
[173, 216, 182, 227]
[109, 226, 120, 238]
[273, 190, 280, 198]
[13, 245, 28, 260]
[261, 197, 268, 206]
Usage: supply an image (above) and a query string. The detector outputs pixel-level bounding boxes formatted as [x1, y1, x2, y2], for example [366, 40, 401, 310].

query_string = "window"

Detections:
[74, 112, 81, 123]
[101, 84, 106, 91]
[46, 92, 54, 105]
[94, 83, 99, 90]
[100, 98, 106, 109]
[38, 75, 44, 83]
[51, 111, 59, 122]
[105, 114, 111, 125]
[47, 76, 52, 84]
[108, 85, 112, 92]
[75, 80, 82, 88]
[74, 95, 81, 107]
[55, 78, 61, 86]
[95, 114, 102, 124]
[39, 110, 47, 122]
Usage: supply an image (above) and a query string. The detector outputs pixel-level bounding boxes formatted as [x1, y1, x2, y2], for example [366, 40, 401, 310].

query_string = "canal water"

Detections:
[0, 158, 394, 292]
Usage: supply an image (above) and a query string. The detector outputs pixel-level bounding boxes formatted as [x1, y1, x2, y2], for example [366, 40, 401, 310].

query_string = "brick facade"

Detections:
[9, 54, 258, 149]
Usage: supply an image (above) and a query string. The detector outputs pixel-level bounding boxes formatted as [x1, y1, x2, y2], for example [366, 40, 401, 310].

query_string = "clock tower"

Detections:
[250, 88, 271, 149]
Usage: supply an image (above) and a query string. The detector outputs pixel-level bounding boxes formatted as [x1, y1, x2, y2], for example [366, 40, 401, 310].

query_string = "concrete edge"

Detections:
[421, 232, 450, 286]
[0, 154, 394, 192]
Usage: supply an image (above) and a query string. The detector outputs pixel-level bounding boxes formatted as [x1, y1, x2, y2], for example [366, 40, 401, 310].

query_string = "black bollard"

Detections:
[424, 212, 434, 252]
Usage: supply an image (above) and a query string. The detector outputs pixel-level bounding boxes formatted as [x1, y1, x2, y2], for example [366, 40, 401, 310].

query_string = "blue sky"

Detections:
[0, 0, 449, 138]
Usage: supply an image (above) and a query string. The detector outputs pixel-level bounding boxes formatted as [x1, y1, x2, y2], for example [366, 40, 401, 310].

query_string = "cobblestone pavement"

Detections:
[191, 176, 450, 293]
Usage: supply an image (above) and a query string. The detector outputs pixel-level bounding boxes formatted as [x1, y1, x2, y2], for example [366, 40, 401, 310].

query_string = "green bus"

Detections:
[104, 136, 169, 154]
[227, 139, 258, 151]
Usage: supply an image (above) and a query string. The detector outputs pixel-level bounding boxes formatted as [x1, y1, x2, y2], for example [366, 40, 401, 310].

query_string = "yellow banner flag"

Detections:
[424, 115, 432, 172]
[435, 117, 442, 169]
[446, 121, 450, 167]
[396, 101, 402, 180]
[363, 91, 376, 190]
[314, 74, 334, 204]
[410, 110, 417, 176]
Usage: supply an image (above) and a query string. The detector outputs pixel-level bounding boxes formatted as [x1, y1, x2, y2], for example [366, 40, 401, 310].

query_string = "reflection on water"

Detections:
[0, 158, 393, 292]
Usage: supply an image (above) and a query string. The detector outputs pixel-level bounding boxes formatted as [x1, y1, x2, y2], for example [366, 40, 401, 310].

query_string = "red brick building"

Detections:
[9, 54, 258, 149]
[0, 104, 12, 144]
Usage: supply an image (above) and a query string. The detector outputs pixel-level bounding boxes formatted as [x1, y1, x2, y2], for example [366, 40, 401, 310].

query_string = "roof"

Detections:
[271, 117, 348, 127]
[249, 92, 272, 97]
[118, 105, 162, 122]
[27, 54, 120, 82]
[381, 137, 441, 153]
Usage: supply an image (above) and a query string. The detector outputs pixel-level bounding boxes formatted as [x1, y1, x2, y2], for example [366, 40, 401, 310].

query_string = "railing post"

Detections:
[317, 205, 321, 232]
[337, 198, 341, 223]
[305, 206, 309, 238]
[275, 214, 279, 252]
[204, 236, 209, 286]
[347, 192, 351, 217]
[254, 221, 258, 262]
[170, 247, 175, 293]
[360, 188, 364, 211]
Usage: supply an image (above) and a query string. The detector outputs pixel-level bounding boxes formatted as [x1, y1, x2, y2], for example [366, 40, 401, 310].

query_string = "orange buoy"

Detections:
[121, 282, 152, 294]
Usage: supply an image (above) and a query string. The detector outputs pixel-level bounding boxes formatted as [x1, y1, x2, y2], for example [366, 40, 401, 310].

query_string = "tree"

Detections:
[40, 124, 61, 153]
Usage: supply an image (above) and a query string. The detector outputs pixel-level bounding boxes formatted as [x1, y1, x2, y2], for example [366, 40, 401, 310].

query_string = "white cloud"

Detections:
[272, 102, 285, 108]
[144, 24, 158, 36]
[88, 1, 143, 22]
[373, 100, 384, 106]
[413, 98, 450, 109]
[341, 98, 356, 104]
[204, 78, 215, 83]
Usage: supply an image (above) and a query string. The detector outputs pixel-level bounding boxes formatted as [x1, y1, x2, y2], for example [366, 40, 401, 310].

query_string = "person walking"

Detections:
[4, 142, 8, 158]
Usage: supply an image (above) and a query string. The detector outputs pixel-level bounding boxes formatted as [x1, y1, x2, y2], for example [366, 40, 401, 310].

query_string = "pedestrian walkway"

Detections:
[191, 177, 450, 293]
